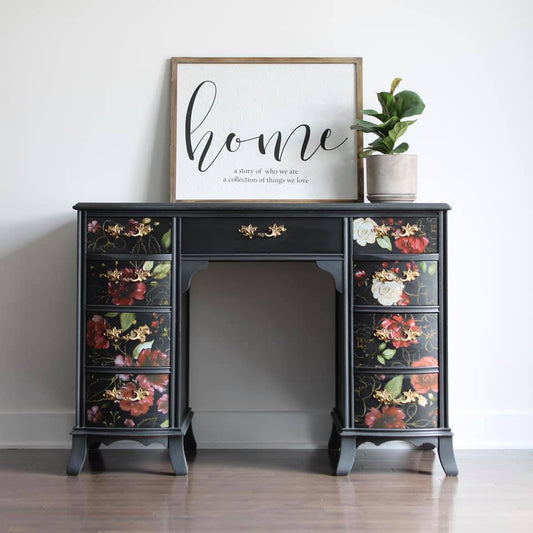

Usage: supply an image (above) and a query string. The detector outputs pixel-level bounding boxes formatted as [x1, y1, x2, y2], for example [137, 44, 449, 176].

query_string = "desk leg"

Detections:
[168, 436, 188, 475]
[66, 435, 87, 475]
[438, 436, 458, 476]
[184, 423, 197, 451]
[335, 437, 356, 476]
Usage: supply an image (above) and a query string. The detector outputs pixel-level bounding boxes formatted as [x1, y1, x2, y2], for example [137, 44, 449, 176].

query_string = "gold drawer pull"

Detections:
[105, 222, 153, 238]
[373, 389, 427, 407]
[239, 223, 287, 239]
[100, 268, 151, 283]
[103, 386, 151, 403]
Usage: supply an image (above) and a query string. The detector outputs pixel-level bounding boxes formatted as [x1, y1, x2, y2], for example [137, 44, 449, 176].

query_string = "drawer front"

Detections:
[182, 217, 342, 254]
[87, 260, 171, 306]
[354, 373, 439, 429]
[354, 260, 438, 307]
[85, 372, 170, 428]
[86, 311, 170, 367]
[354, 312, 438, 368]
[353, 216, 438, 254]
[87, 217, 172, 254]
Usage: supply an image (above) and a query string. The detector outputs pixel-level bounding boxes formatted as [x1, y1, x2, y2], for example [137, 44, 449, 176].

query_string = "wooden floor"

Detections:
[0, 448, 531, 532]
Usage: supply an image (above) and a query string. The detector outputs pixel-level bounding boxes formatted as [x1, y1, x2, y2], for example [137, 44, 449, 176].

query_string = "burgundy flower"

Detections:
[157, 393, 169, 414]
[124, 418, 135, 428]
[119, 381, 154, 417]
[87, 220, 101, 234]
[125, 219, 140, 236]
[364, 406, 406, 429]
[379, 315, 421, 348]
[107, 269, 146, 306]
[395, 235, 429, 254]
[136, 349, 169, 368]
[115, 355, 133, 367]
[354, 270, 367, 287]
[136, 374, 169, 394]
[87, 405, 102, 424]
[86, 315, 110, 350]
[410, 368, 438, 394]
[397, 292, 411, 306]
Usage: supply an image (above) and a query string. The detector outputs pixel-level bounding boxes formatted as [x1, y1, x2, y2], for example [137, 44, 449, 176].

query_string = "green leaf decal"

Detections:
[152, 262, 171, 280]
[160, 420, 169, 428]
[382, 348, 397, 360]
[120, 313, 136, 332]
[428, 263, 437, 275]
[104, 312, 118, 318]
[143, 261, 154, 271]
[420, 261, 427, 273]
[133, 340, 154, 359]
[384, 375, 403, 399]
[377, 236, 392, 251]
[161, 229, 172, 250]
[378, 342, 387, 352]
[377, 355, 386, 365]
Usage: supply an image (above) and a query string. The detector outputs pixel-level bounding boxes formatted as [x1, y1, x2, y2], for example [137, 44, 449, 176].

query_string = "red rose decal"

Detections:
[136, 374, 169, 394]
[107, 268, 146, 306]
[87, 220, 101, 234]
[412, 356, 439, 368]
[395, 235, 429, 254]
[410, 367, 438, 394]
[136, 349, 169, 368]
[86, 315, 110, 350]
[87, 405, 102, 424]
[379, 315, 422, 348]
[119, 381, 154, 417]
[397, 292, 411, 306]
[364, 406, 406, 429]
[354, 270, 367, 287]
[157, 393, 169, 414]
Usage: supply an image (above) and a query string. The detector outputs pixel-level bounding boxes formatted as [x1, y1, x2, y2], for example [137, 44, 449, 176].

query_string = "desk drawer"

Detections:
[182, 217, 342, 254]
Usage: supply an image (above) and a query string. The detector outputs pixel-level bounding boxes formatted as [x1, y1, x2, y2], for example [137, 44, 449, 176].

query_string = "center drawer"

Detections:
[182, 217, 342, 254]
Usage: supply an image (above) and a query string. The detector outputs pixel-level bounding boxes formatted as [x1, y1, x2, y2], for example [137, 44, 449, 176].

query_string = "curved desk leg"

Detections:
[66, 435, 87, 475]
[328, 422, 341, 451]
[168, 436, 188, 475]
[335, 437, 356, 476]
[184, 423, 197, 452]
[438, 436, 458, 476]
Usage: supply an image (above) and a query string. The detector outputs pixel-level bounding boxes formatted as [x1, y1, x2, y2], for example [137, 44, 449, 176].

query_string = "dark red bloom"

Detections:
[86, 315, 110, 349]
[125, 219, 141, 236]
[410, 370, 438, 394]
[365, 406, 406, 429]
[354, 270, 367, 287]
[87, 405, 102, 424]
[136, 349, 169, 368]
[136, 374, 169, 394]
[119, 381, 154, 417]
[87, 220, 101, 234]
[395, 235, 429, 254]
[379, 315, 422, 348]
[397, 292, 411, 306]
[107, 269, 146, 306]
[412, 356, 439, 368]
[157, 393, 169, 414]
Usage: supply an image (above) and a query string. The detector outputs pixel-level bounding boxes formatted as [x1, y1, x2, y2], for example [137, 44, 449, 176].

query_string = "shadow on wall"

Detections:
[0, 218, 77, 412]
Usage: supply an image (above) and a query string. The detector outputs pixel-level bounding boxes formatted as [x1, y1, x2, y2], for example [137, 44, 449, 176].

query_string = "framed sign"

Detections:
[170, 57, 363, 202]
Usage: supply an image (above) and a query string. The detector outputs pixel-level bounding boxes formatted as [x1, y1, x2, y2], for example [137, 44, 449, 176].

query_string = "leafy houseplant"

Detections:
[351, 78, 425, 202]
[351, 78, 425, 157]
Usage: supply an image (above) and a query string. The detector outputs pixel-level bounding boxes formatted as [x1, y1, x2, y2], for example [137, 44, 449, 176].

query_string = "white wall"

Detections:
[1, 0, 531, 449]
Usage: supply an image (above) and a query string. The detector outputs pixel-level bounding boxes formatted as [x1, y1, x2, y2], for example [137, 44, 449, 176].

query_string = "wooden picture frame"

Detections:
[170, 57, 363, 202]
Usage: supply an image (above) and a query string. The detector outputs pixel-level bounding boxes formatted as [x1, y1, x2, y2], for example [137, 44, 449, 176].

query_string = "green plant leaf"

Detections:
[378, 342, 387, 351]
[362, 108, 386, 121]
[350, 119, 381, 133]
[152, 262, 171, 279]
[120, 312, 136, 332]
[377, 91, 396, 119]
[142, 261, 154, 271]
[390, 77, 402, 94]
[384, 375, 403, 399]
[428, 263, 437, 275]
[377, 236, 392, 251]
[377, 355, 386, 365]
[359, 149, 375, 158]
[382, 348, 397, 359]
[393, 142, 409, 154]
[132, 340, 154, 359]
[161, 229, 172, 250]
[369, 136, 395, 154]
[389, 120, 416, 143]
[374, 116, 400, 137]
[395, 90, 425, 118]
[104, 312, 118, 318]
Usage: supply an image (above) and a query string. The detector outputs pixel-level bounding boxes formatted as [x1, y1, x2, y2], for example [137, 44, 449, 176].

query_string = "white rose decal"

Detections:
[371, 279, 405, 306]
[353, 218, 377, 246]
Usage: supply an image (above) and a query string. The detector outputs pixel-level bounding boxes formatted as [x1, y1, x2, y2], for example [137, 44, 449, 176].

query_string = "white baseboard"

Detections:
[0, 409, 532, 449]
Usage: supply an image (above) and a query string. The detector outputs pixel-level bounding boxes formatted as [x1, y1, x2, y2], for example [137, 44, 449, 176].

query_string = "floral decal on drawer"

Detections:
[87, 217, 172, 254]
[86, 312, 170, 367]
[354, 260, 438, 306]
[353, 217, 438, 254]
[354, 313, 438, 367]
[87, 260, 171, 306]
[354, 371, 439, 429]
[86, 373, 169, 428]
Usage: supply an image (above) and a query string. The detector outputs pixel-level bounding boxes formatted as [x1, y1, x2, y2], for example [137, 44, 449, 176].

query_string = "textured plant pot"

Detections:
[365, 154, 418, 203]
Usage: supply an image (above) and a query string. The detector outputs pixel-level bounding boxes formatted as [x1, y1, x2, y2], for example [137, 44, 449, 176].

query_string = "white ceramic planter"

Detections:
[365, 154, 418, 203]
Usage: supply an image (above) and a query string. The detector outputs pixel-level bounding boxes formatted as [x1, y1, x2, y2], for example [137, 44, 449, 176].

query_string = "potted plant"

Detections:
[351, 78, 425, 202]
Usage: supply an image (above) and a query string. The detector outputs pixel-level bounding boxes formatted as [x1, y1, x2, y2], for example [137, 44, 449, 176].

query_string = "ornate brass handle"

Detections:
[103, 386, 151, 403]
[239, 223, 287, 239]
[105, 222, 153, 238]
[103, 325, 151, 343]
[373, 389, 427, 407]
[100, 268, 151, 283]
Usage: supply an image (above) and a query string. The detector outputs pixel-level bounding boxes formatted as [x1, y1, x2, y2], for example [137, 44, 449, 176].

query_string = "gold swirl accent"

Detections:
[101, 268, 151, 283]
[103, 386, 151, 403]
[103, 325, 151, 343]
[373, 267, 420, 284]
[239, 223, 287, 239]
[104, 223, 153, 238]
[373, 388, 427, 407]
[374, 327, 422, 343]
